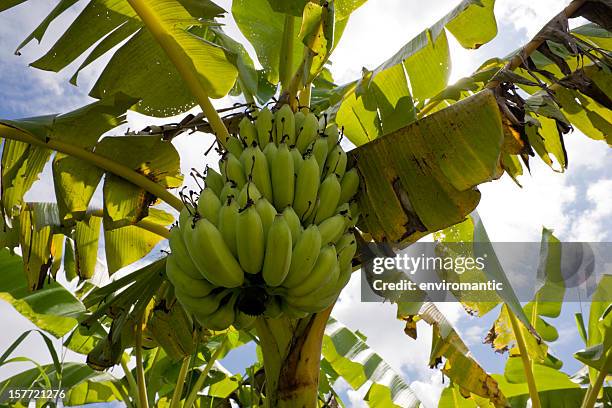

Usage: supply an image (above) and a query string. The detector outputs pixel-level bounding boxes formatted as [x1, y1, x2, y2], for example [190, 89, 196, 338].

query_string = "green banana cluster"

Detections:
[166, 105, 360, 327]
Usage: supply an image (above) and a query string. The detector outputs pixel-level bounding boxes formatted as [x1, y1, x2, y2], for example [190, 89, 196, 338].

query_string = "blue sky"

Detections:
[0, 0, 611, 407]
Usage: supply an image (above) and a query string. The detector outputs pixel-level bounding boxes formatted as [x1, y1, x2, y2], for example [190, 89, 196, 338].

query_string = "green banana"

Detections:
[294, 110, 305, 135]
[178, 206, 194, 229]
[166, 255, 216, 298]
[236, 205, 265, 274]
[324, 124, 339, 151]
[205, 167, 224, 197]
[296, 112, 318, 153]
[197, 187, 221, 225]
[286, 291, 338, 314]
[185, 218, 244, 287]
[335, 202, 350, 215]
[217, 197, 239, 257]
[338, 203, 358, 229]
[323, 143, 347, 179]
[287, 244, 337, 297]
[302, 197, 319, 226]
[271, 143, 295, 209]
[280, 300, 309, 319]
[281, 206, 302, 246]
[311, 137, 329, 177]
[336, 262, 353, 292]
[225, 136, 245, 158]
[274, 104, 295, 145]
[318, 214, 346, 247]
[313, 173, 341, 224]
[335, 232, 355, 253]
[262, 215, 293, 287]
[237, 181, 261, 208]
[283, 225, 322, 288]
[286, 264, 341, 312]
[239, 116, 258, 147]
[256, 107, 273, 147]
[175, 288, 230, 315]
[219, 181, 239, 203]
[263, 141, 278, 165]
[335, 233, 356, 289]
[287, 272, 340, 311]
[291, 147, 304, 176]
[168, 226, 201, 280]
[240, 145, 273, 202]
[222, 153, 247, 189]
[255, 198, 277, 241]
[196, 292, 237, 331]
[293, 155, 320, 220]
[339, 168, 359, 204]
[336, 234, 356, 272]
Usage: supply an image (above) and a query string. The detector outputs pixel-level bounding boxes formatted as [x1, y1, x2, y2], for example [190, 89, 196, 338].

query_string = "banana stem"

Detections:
[279, 5, 321, 109]
[0, 124, 184, 211]
[279, 15, 296, 92]
[88, 209, 171, 238]
[254, 318, 287, 407]
[580, 350, 612, 408]
[486, 0, 587, 89]
[183, 339, 227, 408]
[112, 382, 134, 408]
[507, 307, 541, 408]
[135, 318, 150, 408]
[255, 307, 334, 408]
[134, 218, 172, 239]
[126, 0, 231, 148]
[170, 356, 192, 408]
[299, 83, 312, 111]
[121, 354, 140, 408]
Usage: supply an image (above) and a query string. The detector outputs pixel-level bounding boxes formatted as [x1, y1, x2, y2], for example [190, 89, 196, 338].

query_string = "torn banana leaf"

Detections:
[73, 216, 103, 280]
[17, 205, 56, 291]
[0, 94, 137, 221]
[403, 302, 509, 407]
[323, 317, 421, 408]
[351, 89, 504, 247]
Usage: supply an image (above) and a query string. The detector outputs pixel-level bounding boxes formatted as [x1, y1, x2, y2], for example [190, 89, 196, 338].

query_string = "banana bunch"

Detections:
[166, 105, 360, 327]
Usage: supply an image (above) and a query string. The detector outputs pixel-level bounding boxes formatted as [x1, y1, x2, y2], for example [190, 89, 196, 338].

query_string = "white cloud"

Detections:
[477, 160, 577, 242]
[346, 389, 369, 408]
[460, 321, 489, 347]
[330, 0, 457, 83]
[0, 0, 93, 117]
[496, 0, 573, 38]
[564, 130, 612, 171]
[334, 275, 425, 376]
[568, 178, 612, 241]
[411, 372, 446, 408]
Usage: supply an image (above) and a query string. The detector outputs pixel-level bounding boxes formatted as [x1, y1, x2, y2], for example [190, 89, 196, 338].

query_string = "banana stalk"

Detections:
[255, 305, 333, 407]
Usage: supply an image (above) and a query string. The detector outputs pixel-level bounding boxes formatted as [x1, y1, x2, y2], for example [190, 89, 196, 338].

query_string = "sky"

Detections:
[0, 0, 611, 407]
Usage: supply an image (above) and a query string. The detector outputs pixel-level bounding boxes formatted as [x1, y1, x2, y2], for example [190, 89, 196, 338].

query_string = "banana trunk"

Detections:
[255, 306, 333, 408]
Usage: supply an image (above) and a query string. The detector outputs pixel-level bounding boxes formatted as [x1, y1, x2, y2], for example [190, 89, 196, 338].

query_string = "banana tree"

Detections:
[0, 0, 611, 407]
